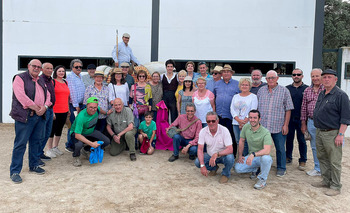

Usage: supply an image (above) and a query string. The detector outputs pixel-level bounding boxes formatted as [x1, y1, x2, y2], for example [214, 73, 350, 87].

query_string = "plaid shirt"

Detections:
[66, 72, 85, 107]
[257, 84, 294, 133]
[300, 84, 324, 121]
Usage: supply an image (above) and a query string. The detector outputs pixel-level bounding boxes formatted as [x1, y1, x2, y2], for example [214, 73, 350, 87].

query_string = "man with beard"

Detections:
[235, 110, 273, 190]
[250, 69, 267, 95]
[286, 69, 309, 170]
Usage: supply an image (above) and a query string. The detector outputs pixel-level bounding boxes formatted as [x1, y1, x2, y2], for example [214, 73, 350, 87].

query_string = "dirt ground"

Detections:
[0, 123, 349, 212]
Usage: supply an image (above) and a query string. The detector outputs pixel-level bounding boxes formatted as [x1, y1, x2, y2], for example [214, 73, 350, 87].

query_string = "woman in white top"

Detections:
[192, 77, 215, 127]
[230, 78, 258, 156]
[108, 68, 129, 106]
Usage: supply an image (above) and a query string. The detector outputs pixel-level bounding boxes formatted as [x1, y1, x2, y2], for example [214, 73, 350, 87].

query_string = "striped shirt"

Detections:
[257, 84, 294, 133]
[66, 72, 85, 107]
[300, 84, 324, 121]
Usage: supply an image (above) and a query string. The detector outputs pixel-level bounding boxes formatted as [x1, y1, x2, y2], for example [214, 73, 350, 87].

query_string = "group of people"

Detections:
[9, 33, 350, 196]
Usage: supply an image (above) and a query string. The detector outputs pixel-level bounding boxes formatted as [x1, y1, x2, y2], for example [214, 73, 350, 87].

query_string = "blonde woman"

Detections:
[175, 70, 187, 102]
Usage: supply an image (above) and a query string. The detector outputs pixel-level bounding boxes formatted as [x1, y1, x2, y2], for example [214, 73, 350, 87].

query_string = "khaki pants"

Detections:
[110, 128, 137, 156]
[316, 129, 342, 190]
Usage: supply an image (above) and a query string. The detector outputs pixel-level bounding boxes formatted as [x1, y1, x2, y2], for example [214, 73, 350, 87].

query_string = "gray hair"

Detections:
[42, 62, 53, 69]
[206, 111, 219, 120]
[311, 68, 323, 75]
[70, 59, 83, 69]
[266, 70, 278, 77]
[185, 102, 196, 111]
[251, 69, 262, 76]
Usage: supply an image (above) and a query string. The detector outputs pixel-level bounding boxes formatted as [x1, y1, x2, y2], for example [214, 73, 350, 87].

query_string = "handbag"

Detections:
[140, 138, 151, 154]
[166, 118, 200, 138]
[304, 130, 311, 141]
[133, 83, 149, 116]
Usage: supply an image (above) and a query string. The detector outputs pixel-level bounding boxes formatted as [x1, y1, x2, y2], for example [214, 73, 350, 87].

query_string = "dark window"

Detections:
[345, 63, 350, 79]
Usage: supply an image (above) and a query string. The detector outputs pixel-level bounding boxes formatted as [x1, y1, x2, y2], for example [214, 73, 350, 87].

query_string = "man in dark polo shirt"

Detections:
[312, 69, 350, 196]
[250, 69, 267, 95]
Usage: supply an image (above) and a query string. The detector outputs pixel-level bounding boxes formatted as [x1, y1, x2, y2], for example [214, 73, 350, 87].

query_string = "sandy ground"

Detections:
[0, 123, 350, 213]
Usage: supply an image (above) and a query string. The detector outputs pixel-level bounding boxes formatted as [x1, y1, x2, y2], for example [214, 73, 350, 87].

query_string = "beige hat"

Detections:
[94, 70, 105, 77]
[123, 33, 130, 38]
[213, 65, 223, 73]
[120, 62, 130, 67]
[112, 68, 123, 74]
[184, 76, 192, 81]
[222, 64, 234, 72]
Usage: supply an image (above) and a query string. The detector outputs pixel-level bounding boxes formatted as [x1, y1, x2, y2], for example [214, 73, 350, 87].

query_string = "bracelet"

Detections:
[112, 133, 116, 137]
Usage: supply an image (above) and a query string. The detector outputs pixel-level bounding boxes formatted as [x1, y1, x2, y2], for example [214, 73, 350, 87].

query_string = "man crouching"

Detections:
[195, 111, 235, 184]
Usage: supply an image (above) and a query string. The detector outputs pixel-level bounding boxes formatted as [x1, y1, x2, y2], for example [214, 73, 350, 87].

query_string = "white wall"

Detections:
[340, 47, 350, 137]
[2, 0, 318, 122]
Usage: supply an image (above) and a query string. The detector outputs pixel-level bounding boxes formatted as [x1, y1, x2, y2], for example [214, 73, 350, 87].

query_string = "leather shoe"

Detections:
[311, 181, 329, 188]
[168, 155, 179, 162]
[325, 188, 341, 196]
[219, 175, 229, 184]
[130, 153, 137, 161]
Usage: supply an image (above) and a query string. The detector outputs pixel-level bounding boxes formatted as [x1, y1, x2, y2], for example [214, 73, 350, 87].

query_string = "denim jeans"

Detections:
[65, 103, 84, 149]
[10, 115, 46, 175]
[172, 134, 197, 156]
[195, 153, 235, 178]
[38, 108, 53, 158]
[235, 155, 273, 181]
[271, 132, 287, 171]
[71, 130, 110, 157]
[307, 119, 320, 172]
[286, 117, 307, 163]
[233, 125, 249, 156]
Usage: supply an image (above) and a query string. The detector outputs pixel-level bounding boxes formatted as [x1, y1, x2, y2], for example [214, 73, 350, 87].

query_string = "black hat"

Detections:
[322, 69, 337, 76]
[87, 64, 96, 69]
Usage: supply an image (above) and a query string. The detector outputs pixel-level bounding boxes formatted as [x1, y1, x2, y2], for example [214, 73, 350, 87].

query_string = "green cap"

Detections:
[87, 97, 98, 104]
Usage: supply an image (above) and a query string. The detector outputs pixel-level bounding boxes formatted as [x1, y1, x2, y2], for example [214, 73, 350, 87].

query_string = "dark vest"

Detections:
[10, 71, 48, 123]
[162, 74, 178, 91]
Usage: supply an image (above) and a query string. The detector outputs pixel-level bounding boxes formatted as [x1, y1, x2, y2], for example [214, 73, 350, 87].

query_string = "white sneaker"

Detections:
[46, 149, 57, 158]
[307, 169, 321, 176]
[52, 147, 63, 156]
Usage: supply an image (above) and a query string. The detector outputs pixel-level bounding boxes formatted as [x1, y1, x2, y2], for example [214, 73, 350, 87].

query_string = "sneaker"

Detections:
[219, 175, 229, 184]
[325, 188, 341, 196]
[254, 179, 267, 190]
[10, 173, 22, 184]
[52, 147, 63, 156]
[65, 147, 74, 153]
[81, 148, 90, 160]
[250, 172, 257, 179]
[286, 158, 292, 164]
[29, 166, 45, 175]
[189, 155, 196, 160]
[276, 170, 286, 177]
[168, 155, 179, 162]
[311, 181, 329, 188]
[40, 154, 51, 161]
[130, 153, 137, 161]
[298, 162, 306, 171]
[46, 149, 57, 158]
[73, 157, 82, 167]
[208, 166, 219, 176]
[306, 169, 321, 176]
[38, 160, 45, 167]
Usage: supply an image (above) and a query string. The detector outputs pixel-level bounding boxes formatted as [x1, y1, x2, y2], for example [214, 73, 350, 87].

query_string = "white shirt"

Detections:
[198, 124, 232, 156]
[108, 83, 129, 106]
[230, 93, 258, 125]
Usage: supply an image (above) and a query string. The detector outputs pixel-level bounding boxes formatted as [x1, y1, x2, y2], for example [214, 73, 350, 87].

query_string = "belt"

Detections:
[319, 129, 337, 132]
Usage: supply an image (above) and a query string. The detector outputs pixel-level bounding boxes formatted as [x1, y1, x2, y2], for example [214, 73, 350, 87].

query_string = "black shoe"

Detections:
[40, 154, 51, 161]
[130, 153, 137, 161]
[286, 158, 292, 164]
[38, 160, 45, 167]
[189, 155, 196, 160]
[10, 173, 22, 184]
[168, 155, 179, 162]
[65, 147, 74, 153]
[29, 166, 45, 175]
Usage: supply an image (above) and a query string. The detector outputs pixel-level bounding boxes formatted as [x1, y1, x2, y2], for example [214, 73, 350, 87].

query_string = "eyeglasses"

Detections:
[139, 75, 146, 78]
[74, 66, 83, 69]
[213, 72, 221, 75]
[31, 65, 42, 69]
[186, 110, 194, 112]
[266, 77, 277, 80]
[121, 66, 129, 68]
[206, 120, 216, 124]
[292, 73, 302, 76]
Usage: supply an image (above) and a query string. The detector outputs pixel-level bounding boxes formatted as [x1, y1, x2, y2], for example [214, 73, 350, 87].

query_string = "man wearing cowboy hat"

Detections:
[111, 33, 141, 68]
[206, 65, 223, 93]
[213, 64, 240, 155]
[70, 96, 111, 167]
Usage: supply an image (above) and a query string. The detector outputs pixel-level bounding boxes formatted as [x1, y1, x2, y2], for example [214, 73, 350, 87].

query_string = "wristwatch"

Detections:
[252, 152, 256, 157]
[200, 164, 205, 168]
[339, 133, 344, 136]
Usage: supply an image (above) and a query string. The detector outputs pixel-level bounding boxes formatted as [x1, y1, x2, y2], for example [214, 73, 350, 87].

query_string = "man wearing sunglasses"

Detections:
[120, 62, 134, 89]
[206, 65, 223, 93]
[195, 111, 234, 184]
[65, 59, 86, 152]
[286, 69, 308, 171]
[112, 33, 141, 68]
[70, 97, 110, 167]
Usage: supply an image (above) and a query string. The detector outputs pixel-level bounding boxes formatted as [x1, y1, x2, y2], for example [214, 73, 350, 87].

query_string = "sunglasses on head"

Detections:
[292, 73, 302, 76]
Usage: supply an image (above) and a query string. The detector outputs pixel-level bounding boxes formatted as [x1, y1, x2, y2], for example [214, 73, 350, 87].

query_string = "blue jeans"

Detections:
[286, 118, 307, 162]
[308, 119, 320, 172]
[71, 130, 110, 157]
[172, 134, 197, 156]
[10, 115, 46, 175]
[195, 153, 235, 178]
[235, 155, 273, 181]
[271, 132, 287, 171]
[38, 108, 53, 158]
[233, 125, 249, 156]
[65, 103, 84, 149]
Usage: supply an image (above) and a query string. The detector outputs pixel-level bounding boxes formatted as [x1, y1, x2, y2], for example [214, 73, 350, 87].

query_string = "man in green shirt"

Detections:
[234, 110, 273, 190]
[70, 97, 110, 167]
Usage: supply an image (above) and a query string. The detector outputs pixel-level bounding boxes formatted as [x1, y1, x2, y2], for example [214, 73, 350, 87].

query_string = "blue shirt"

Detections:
[214, 79, 240, 119]
[111, 42, 141, 65]
[206, 79, 217, 93]
[193, 73, 213, 84]
[66, 72, 85, 107]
